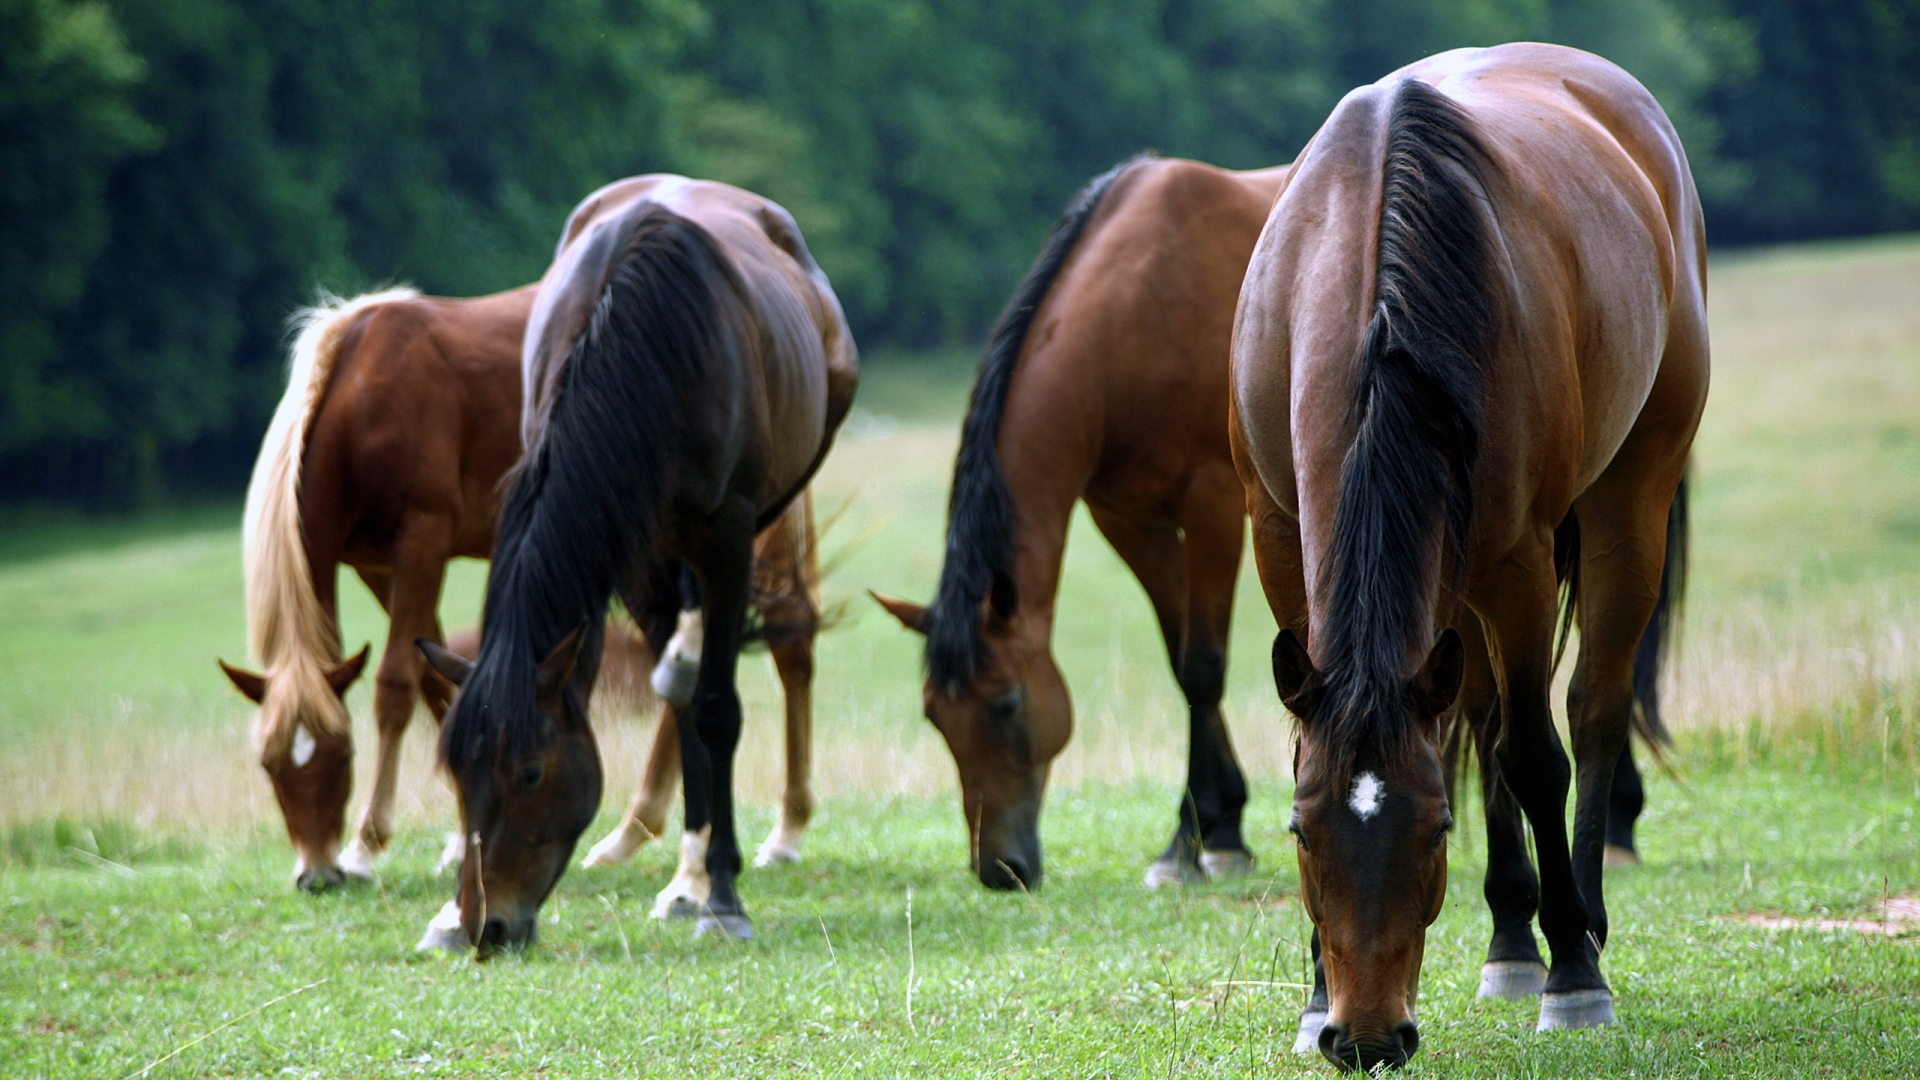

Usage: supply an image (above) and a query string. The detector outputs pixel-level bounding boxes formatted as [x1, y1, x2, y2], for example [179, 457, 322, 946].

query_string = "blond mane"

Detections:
[241, 287, 417, 759]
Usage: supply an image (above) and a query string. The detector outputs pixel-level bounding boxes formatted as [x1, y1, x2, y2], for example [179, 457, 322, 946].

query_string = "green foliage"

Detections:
[0, 0, 1912, 503]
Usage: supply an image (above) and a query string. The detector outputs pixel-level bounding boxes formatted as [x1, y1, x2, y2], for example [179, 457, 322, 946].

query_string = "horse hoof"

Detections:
[294, 865, 345, 893]
[654, 896, 702, 921]
[695, 912, 753, 940]
[337, 839, 378, 880]
[1292, 1007, 1329, 1055]
[1200, 849, 1256, 879]
[1603, 843, 1640, 867]
[1142, 856, 1205, 889]
[1537, 988, 1615, 1031]
[1478, 960, 1548, 1001]
[753, 842, 801, 868]
[415, 901, 468, 954]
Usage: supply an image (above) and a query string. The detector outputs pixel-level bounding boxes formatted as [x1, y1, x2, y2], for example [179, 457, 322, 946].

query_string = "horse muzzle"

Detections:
[1319, 1019, 1419, 1072]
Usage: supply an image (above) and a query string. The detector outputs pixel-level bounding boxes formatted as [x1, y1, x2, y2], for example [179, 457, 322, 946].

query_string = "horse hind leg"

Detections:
[584, 701, 682, 868]
[755, 628, 815, 866]
[1178, 478, 1254, 881]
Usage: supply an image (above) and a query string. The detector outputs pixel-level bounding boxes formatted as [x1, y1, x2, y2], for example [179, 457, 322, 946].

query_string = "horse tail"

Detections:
[1632, 469, 1689, 747]
[240, 287, 415, 749]
[926, 154, 1149, 692]
[453, 209, 737, 764]
[1316, 79, 1498, 762]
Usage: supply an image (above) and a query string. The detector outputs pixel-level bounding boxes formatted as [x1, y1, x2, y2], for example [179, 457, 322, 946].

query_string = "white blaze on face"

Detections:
[1349, 771, 1384, 821]
[290, 723, 317, 768]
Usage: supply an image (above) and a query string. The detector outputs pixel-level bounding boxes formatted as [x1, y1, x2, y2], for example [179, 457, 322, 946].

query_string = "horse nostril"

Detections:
[478, 915, 510, 951]
[979, 855, 1030, 891]
[1395, 1019, 1421, 1058]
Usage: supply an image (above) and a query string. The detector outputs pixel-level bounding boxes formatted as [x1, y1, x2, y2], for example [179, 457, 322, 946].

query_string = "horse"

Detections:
[872, 155, 1291, 890]
[415, 174, 856, 953]
[1232, 43, 1707, 1070]
[872, 153, 1679, 894]
[219, 286, 824, 894]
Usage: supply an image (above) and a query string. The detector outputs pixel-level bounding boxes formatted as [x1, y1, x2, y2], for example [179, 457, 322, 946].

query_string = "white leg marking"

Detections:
[337, 836, 377, 879]
[434, 831, 465, 874]
[583, 817, 659, 868]
[753, 812, 806, 867]
[415, 900, 468, 953]
[1293, 1006, 1329, 1055]
[650, 610, 705, 708]
[649, 826, 712, 919]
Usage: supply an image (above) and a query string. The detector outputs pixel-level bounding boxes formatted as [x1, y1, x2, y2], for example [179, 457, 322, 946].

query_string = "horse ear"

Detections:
[218, 660, 267, 704]
[417, 638, 475, 687]
[988, 569, 1018, 624]
[1271, 629, 1320, 717]
[327, 644, 371, 696]
[536, 623, 588, 704]
[869, 591, 930, 635]
[1418, 627, 1466, 717]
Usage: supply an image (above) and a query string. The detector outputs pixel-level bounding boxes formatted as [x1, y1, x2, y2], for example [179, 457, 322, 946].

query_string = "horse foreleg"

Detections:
[343, 519, 451, 877]
[585, 701, 682, 867]
[685, 499, 756, 939]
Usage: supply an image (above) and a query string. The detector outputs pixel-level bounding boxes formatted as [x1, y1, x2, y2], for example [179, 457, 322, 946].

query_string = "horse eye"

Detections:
[986, 691, 1021, 723]
[1432, 814, 1454, 849]
[519, 761, 544, 790]
[1288, 820, 1310, 852]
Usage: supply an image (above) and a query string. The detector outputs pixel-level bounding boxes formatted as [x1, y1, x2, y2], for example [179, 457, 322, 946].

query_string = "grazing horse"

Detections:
[874, 155, 1291, 889]
[873, 154, 1678, 893]
[416, 175, 855, 953]
[220, 287, 825, 893]
[1233, 43, 1706, 1070]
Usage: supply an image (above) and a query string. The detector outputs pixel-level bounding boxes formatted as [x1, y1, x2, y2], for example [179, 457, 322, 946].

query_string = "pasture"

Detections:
[5, 235, 1920, 1076]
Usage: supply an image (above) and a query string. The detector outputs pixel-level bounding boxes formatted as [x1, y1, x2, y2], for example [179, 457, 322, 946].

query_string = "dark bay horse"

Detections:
[1233, 43, 1707, 1070]
[874, 156, 1291, 890]
[219, 287, 827, 895]
[417, 175, 856, 952]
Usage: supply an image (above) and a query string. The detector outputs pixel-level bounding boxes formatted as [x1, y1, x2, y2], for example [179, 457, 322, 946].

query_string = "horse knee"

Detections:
[1178, 648, 1226, 709]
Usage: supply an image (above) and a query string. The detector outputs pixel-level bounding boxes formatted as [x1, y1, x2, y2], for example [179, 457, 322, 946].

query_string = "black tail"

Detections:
[446, 208, 741, 767]
[925, 155, 1148, 693]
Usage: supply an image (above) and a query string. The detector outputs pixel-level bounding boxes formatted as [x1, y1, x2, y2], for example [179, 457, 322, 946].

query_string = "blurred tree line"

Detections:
[3, 0, 1917, 505]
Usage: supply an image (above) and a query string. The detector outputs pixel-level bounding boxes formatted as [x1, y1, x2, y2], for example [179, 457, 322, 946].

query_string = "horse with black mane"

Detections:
[1233, 44, 1707, 1069]
[416, 175, 856, 953]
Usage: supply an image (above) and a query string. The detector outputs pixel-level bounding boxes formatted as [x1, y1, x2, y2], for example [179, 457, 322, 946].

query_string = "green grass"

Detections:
[7, 236, 1920, 1076]
[4, 769, 1917, 1078]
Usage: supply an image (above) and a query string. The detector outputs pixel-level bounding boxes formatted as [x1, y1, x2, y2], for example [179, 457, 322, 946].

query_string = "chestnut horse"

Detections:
[874, 154, 1679, 894]
[1233, 44, 1707, 1070]
[417, 175, 856, 953]
[874, 156, 1290, 889]
[219, 286, 822, 893]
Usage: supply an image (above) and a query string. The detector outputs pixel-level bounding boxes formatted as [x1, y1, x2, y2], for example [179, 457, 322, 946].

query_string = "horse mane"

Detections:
[1314, 79, 1498, 773]
[925, 154, 1149, 693]
[443, 208, 741, 769]
[241, 286, 417, 757]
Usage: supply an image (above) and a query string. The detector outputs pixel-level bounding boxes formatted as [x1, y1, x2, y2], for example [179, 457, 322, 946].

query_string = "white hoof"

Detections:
[337, 838, 377, 880]
[1478, 959, 1549, 1001]
[1292, 1007, 1329, 1055]
[1200, 849, 1255, 879]
[434, 832, 465, 874]
[583, 821, 655, 868]
[1537, 988, 1615, 1031]
[695, 911, 754, 940]
[649, 827, 712, 920]
[1142, 856, 1203, 888]
[753, 820, 805, 867]
[415, 901, 467, 954]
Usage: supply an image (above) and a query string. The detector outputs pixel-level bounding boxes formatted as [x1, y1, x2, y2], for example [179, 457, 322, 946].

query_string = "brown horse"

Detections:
[873, 156, 1291, 889]
[417, 175, 856, 953]
[219, 286, 823, 894]
[1233, 43, 1707, 1070]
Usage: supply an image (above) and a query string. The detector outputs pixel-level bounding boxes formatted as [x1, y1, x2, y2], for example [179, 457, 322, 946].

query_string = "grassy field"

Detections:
[4, 237, 1920, 1076]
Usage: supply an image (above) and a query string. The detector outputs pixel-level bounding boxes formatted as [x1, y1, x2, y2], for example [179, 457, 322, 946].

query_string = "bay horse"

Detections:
[416, 174, 856, 953]
[873, 155, 1291, 889]
[873, 153, 1679, 893]
[1233, 43, 1707, 1070]
[218, 286, 823, 893]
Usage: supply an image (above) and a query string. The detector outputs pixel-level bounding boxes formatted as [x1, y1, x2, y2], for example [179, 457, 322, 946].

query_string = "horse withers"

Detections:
[1232, 45, 1707, 1069]
[417, 175, 856, 955]
[874, 155, 1291, 890]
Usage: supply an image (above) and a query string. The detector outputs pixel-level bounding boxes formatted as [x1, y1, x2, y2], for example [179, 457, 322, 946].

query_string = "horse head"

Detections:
[1272, 627, 1461, 1071]
[873, 589, 1067, 891]
[420, 626, 602, 957]
[218, 646, 368, 891]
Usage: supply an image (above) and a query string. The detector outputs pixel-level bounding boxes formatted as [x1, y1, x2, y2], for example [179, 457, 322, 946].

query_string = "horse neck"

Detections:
[993, 379, 1102, 642]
